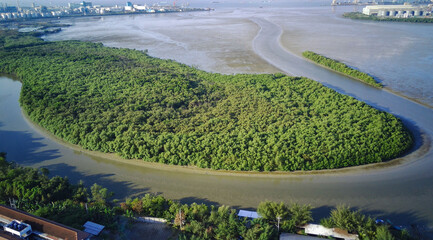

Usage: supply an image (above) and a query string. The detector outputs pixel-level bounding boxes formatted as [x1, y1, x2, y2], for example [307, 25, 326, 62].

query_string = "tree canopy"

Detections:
[0, 152, 115, 229]
[0, 30, 413, 171]
[302, 51, 382, 88]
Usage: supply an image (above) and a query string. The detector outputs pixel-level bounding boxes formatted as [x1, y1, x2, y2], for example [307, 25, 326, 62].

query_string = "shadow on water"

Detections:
[177, 197, 221, 207]
[44, 162, 149, 201]
[312, 204, 430, 227]
[177, 196, 246, 212]
[0, 129, 61, 164]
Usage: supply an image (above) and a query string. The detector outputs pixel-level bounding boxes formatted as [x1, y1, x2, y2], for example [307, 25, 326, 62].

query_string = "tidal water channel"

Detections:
[1, 2, 433, 227]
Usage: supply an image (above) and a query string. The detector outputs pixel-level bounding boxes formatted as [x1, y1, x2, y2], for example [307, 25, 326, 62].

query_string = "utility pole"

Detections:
[179, 208, 183, 228]
[277, 215, 281, 232]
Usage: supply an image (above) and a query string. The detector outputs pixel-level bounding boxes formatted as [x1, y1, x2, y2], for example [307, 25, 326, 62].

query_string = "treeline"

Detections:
[0, 152, 116, 229]
[0, 30, 413, 171]
[302, 51, 382, 88]
[117, 193, 410, 239]
[0, 155, 414, 239]
[343, 12, 433, 23]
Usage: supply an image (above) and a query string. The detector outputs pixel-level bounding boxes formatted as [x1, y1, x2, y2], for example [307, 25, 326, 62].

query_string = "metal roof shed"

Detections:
[238, 210, 260, 219]
[83, 221, 105, 236]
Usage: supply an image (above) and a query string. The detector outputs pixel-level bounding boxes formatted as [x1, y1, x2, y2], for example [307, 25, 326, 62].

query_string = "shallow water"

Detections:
[1, 2, 433, 227]
[44, 5, 433, 107]
[1, 74, 433, 226]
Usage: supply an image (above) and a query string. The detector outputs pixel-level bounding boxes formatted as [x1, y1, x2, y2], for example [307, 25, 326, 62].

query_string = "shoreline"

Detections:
[300, 54, 433, 109]
[9, 15, 431, 178]
[2, 9, 433, 226]
[277, 36, 433, 111]
[301, 51, 382, 88]
[16, 79, 431, 179]
[0, 8, 212, 25]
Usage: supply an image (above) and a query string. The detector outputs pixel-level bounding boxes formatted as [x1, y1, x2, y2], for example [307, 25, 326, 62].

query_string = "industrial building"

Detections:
[0, 204, 91, 240]
[362, 4, 432, 17]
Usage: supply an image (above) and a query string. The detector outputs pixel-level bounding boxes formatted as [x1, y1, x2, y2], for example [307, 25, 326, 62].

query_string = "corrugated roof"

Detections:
[238, 210, 260, 219]
[83, 221, 105, 236]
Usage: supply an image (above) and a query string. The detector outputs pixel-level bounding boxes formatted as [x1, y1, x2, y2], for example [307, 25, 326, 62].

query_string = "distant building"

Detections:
[237, 210, 261, 219]
[5, 6, 18, 13]
[69, 3, 81, 9]
[362, 4, 432, 17]
[0, 204, 91, 240]
[80, 1, 93, 7]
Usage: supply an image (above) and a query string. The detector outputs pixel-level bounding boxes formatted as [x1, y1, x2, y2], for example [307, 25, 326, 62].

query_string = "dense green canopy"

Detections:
[0, 31, 413, 171]
[302, 51, 382, 88]
[343, 12, 433, 23]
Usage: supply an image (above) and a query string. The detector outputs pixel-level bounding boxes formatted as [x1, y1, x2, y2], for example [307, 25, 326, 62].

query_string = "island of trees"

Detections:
[302, 51, 382, 88]
[0, 30, 413, 171]
[0, 153, 413, 239]
[343, 12, 433, 23]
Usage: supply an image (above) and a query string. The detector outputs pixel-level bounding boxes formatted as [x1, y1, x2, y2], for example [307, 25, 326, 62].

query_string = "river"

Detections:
[1, 2, 433, 227]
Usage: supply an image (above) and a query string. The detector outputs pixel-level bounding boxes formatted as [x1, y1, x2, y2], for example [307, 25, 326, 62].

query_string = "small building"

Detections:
[238, 210, 261, 219]
[80, 1, 93, 7]
[0, 204, 91, 240]
[83, 221, 105, 236]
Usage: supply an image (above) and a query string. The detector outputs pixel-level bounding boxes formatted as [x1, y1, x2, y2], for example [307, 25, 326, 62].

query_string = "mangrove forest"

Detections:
[343, 12, 433, 23]
[0, 30, 413, 171]
[302, 51, 382, 88]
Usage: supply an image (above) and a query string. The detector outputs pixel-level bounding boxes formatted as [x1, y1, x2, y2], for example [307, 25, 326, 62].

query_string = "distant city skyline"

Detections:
[0, 0, 206, 7]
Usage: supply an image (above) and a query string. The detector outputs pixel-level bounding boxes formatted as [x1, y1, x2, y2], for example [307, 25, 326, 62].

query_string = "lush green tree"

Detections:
[0, 30, 413, 172]
[90, 183, 113, 205]
[257, 201, 313, 233]
[289, 203, 313, 226]
[0, 154, 116, 230]
[0, 153, 414, 239]
[257, 201, 289, 222]
[376, 225, 395, 240]
[321, 205, 376, 239]
[303, 51, 382, 88]
[244, 218, 278, 240]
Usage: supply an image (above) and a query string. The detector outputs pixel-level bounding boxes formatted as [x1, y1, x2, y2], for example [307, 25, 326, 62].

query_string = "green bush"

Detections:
[321, 205, 376, 239]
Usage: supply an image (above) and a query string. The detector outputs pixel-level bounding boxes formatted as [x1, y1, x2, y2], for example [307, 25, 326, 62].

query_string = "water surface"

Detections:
[1, 3, 433, 228]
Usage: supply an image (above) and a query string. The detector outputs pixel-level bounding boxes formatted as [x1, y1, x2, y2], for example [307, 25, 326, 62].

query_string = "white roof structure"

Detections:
[83, 221, 105, 236]
[362, 4, 430, 15]
[302, 224, 359, 240]
[238, 210, 261, 219]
